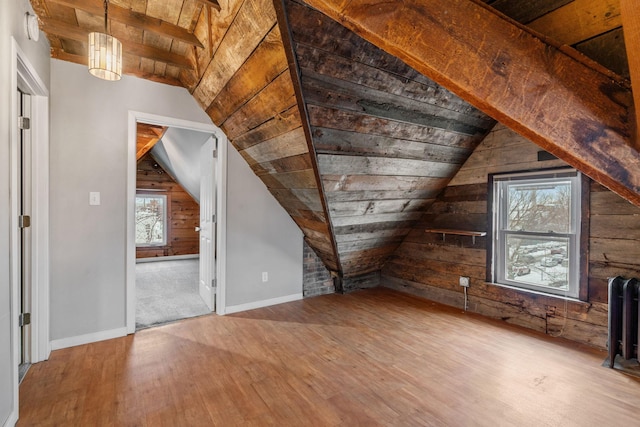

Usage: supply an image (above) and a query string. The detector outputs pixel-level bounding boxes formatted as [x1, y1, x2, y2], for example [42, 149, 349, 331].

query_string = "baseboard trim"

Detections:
[136, 254, 199, 263]
[50, 327, 128, 351]
[4, 412, 18, 427]
[225, 293, 303, 315]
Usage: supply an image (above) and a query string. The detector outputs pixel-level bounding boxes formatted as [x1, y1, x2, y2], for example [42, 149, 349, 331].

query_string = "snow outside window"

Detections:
[135, 193, 167, 247]
[492, 169, 581, 298]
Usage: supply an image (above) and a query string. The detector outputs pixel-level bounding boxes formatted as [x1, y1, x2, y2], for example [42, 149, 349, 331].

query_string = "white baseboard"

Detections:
[136, 254, 199, 263]
[50, 327, 128, 351]
[224, 293, 303, 315]
[4, 412, 18, 427]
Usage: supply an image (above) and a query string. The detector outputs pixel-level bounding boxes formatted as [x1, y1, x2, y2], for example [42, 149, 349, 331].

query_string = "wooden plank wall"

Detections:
[284, 0, 495, 278]
[382, 124, 640, 349]
[185, 0, 340, 272]
[136, 153, 200, 258]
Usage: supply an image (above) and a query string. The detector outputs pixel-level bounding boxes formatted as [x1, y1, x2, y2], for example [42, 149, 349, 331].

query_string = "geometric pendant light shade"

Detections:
[88, 32, 122, 81]
[87, 0, 122, 81]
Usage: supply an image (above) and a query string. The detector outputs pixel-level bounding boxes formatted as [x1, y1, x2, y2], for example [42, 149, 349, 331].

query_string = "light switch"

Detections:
[89, 192, 101, 206]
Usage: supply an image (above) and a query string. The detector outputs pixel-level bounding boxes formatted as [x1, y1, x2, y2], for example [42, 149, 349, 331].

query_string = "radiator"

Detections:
[608, 276, 640, 368]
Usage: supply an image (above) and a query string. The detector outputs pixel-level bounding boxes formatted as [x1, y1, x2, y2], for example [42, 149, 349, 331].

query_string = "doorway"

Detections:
[17, 89, 32, 382]
[9, 37, 51, 424]
[126, 111, 228, 334]
[133, 126, 216, 329]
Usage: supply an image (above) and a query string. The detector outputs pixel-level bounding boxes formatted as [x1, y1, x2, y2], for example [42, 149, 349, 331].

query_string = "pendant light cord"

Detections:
[104, 0, 109, 34]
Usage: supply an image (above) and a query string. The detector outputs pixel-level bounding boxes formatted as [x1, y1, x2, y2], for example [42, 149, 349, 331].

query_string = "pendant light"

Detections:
[88, 0, 122, 81]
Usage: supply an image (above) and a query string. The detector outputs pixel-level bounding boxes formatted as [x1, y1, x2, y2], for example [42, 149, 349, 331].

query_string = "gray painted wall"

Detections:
[49, 59, 213, 341]
[50, 59, 302, 340]
[0, 0, 51, 423]
[226, 146, 303, 307]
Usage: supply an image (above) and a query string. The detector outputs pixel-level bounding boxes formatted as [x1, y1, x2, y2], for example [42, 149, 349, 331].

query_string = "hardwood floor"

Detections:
[18, 288, 640, 426]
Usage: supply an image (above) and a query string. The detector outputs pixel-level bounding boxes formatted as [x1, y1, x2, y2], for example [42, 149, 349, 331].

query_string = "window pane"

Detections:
[135, 195, 166, 245]
[506, 181, 571, 233]
[505, 235, 569, 292]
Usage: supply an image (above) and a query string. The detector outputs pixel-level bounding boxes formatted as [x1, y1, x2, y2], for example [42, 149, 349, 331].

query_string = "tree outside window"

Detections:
[135, 194, 167, 246]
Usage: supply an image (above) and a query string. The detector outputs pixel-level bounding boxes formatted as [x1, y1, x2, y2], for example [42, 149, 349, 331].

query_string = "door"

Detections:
[198, 137, 217, 310]
[17, 89, 32, 381]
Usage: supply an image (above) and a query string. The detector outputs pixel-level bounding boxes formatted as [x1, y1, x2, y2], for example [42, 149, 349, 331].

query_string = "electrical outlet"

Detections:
[459, 276, 470, 287]
[262, 272, 268, 282]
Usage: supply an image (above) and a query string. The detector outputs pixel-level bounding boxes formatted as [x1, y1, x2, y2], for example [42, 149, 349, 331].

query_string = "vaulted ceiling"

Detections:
[30, 0, 638, 283]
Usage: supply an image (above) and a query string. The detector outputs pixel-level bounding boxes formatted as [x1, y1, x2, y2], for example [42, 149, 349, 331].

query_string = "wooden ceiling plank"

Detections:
[220, 71, 297, 140]
[231, 105, 302, 151]
[295, 42, 488, 121]
[41, 17, 194, 70]
[192, 0, 277, 107]
[304, 0, 640, 207]
[317, 154, 460, 178]
[490, 0, 573, 24]
[322, 175, 450, 192]
[621, 0, 640, 147]
[307, 105, 483, 150]
[326, 189, 441, 203]
[312, 127, 472, 163]
[51, 48, 184, 86]
[206, 25, 288, 126]
[47, 0, 204, 48]
[136, 123, 167, 160]
[575, 28, 629, 79]
[192, 0, 221, 12]
[528, 0, 622, 46]
[301, 72, 491, 136]
[241, 127, 309, 165]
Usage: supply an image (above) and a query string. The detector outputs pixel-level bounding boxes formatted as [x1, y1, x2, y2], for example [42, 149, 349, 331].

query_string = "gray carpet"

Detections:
[136, 258, 211, 330]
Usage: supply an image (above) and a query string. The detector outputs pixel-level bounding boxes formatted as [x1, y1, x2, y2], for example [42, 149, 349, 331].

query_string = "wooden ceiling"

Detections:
[30, 0, 638, 282]
[136, 122, 167, 160]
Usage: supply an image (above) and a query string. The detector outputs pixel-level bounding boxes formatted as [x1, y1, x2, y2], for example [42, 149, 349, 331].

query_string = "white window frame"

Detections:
[491, 168, 581, 298]
[135, 193, 168, 247]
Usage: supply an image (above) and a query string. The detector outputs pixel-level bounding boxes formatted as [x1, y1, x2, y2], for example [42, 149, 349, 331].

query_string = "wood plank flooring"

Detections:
[18, 288, 640, 426]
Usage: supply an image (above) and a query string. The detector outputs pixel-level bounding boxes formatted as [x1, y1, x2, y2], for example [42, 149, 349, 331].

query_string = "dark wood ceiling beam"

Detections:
[304, 0, 640, 207]
[51, 48, 184, 86]
[41, 18, 194, 70]
[621, 0, 640, 146]
[47, 0, 205, 48]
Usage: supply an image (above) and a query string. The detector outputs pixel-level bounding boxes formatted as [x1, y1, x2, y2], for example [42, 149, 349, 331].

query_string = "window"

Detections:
[135, 193, 167, 246]
[491, 169, 581, 298]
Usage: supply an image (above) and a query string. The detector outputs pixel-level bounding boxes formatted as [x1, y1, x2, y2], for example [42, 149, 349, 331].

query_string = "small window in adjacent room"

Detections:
[491, 168, 581, 298]
[135, 193, 167, 246]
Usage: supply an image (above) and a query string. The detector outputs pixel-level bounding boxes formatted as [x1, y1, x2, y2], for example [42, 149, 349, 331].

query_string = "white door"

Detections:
[199, 137, 216, 310]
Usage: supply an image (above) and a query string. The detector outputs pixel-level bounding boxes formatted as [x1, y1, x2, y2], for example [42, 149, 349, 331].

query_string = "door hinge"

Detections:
[18, 215, 31, 228]
[212, 149, 217, 158]
[18, 116, 31, 130]
[211, 279, 217, 293]
[212, 214, 216, 223]
[19, 313, 31, 327]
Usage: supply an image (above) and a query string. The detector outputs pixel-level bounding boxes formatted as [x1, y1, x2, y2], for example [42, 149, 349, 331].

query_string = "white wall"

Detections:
[50, 59, 303, 340]
[226, 146, 303, 309]
[50, 60, 212, 341]
[150, 127, 212, 202]
[0, 0, 50, 424]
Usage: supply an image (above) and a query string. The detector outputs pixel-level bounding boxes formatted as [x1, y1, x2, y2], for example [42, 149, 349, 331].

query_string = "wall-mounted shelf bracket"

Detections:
[425, 228, 487, 245]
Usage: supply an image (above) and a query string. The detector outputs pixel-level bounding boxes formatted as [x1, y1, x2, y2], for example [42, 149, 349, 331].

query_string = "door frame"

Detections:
[126, 111, 228, 334]
[9, 36, 51, 422]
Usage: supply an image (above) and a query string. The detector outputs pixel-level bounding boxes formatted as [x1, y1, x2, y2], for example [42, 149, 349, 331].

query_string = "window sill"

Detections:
[484, 281, 587, 304]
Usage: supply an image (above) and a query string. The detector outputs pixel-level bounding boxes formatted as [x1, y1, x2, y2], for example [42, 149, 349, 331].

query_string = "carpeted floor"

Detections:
[136, 258, 211, 330]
